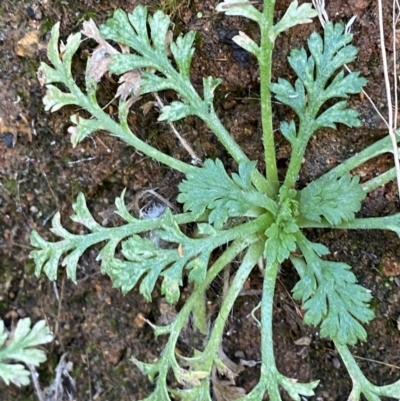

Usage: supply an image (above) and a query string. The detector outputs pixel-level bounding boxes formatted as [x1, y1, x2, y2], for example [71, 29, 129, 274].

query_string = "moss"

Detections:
[24, 259, 36, 276]
[0, 300, 9, 316]
[40, 17, 58, 33]
[3, 178, 18, 196]
[0, 263, 14, 282]
[110, 317, 119, 331]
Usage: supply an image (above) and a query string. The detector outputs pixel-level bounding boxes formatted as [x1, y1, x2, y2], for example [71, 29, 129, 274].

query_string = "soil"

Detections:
[0, 0, 400, 400]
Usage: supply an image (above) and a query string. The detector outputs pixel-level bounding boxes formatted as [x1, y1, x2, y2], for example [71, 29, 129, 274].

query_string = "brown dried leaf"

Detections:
[116, 71, 141, 101]
[16, 30, 43, 57]
[165, 30, 173, 56]
[118, 43, 130, 54]
[141, 101, 156, 115]
[217, 346, 244, 384]
[82, 19, 121, 82]
[294, 336, 312, 346]
[157, 298, 177, 325]
[81, 19, 118, 56]
[86, 46, 113, 81]
[212, 368, 246, 401]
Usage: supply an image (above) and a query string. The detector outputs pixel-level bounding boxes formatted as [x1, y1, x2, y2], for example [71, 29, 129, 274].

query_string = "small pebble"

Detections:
[3, 132, 15, 148]
[332, 357, 341, 369]
[27, 6, 36, 19]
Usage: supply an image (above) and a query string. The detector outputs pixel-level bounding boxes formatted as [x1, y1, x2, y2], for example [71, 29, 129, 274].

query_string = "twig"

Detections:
[28, 364, 45, 401]
[153, 93, 202, 166]
[54, 353, 69, 400]
[51, 273, 65, 355]
[378, 0, 400, 197]
[85, 351, 93, 401]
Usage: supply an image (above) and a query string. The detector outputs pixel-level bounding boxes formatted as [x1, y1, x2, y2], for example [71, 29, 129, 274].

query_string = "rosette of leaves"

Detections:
[31, 1, 400, 401]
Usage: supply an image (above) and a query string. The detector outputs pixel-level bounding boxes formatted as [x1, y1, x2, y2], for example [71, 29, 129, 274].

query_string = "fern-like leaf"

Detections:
[178, 159, 277, 229]
[299, 173, 366, 225]
[291, 237, 374, 345]
[270, 22, 367, 139]
[0, 319, 53, 387]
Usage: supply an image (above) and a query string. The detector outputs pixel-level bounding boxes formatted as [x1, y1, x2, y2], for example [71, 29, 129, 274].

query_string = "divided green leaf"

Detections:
[158, 101, 194, 122]
[0, 319, 53, 387]
[31, 192, 159, 283]
[215, 0, 262, 23]
[98, 211, 219, 302]
[264, 188, 299, 262]
[270, 22, 367, 138]
[178, 159, 277, 229]
[99, 8, 180, 92]
[68, 114, 104, 147]
[292, 239, 374, 345]
[272, 0, 318, 39]
[299, 173, 366, 225]
[42, 85, 78, 112]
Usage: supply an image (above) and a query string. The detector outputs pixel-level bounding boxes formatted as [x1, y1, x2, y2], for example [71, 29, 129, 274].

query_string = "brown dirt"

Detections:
[0, 0, 399, 400]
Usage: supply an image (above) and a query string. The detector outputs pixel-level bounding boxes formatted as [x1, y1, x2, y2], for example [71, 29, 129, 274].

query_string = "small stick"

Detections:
[378, 0, 400, 197]
[153, 93, 202, 166]
[28, 365, 45, 401]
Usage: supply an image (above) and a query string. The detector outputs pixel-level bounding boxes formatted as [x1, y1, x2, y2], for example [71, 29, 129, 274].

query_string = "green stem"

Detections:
[283, 141, 307, 189]
[258, 0, 278, 192]
[260, 259, 282, 401]
[38, 211, 200, 252]
[297, 213, 400, 237]
[165, 66, 274, 196]
[201, 240, 264, 367]
[362, 167, 396, 192]
[235, 259, 282, 401]
[157, 236, 258, 382]
[321, 135, 398, 179]
[282, 118, 314, 189]
[335, 340, 400, 400]
[204, 109, 275, 197]
[204, 214, 271, 249]
[69, 83, 194, 174]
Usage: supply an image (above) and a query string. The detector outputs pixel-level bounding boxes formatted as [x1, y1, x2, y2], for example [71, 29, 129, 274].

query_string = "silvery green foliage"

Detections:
[215, 0, 262, 23]
[31, 1, 400, 400]
[98, 7, 221, 121]
[299, 173, 366, 225]
[272, 0, 318, 38]
[177, 159, 277, 228]
[0, 318, 53, 387]
[270, 23, 367, 137]
[291, 237, 374, 345]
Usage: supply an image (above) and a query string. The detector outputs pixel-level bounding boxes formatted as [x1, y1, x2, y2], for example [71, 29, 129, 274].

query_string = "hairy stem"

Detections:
[335, 340, 400, 400]
[259, 0, 278, 192]
[297, 213, 400, 237]
[201, 240, 264, 367]
[68, 77, 195, 174]
[283, 115, 317, 189]
[362, 167, 397, 192]
[152, 236, 259, 385]
[205, 109, 275, 196]
[320, 134, 399, 179]
[261, 259, 282, 400]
